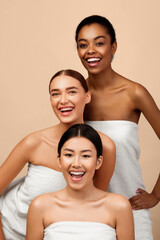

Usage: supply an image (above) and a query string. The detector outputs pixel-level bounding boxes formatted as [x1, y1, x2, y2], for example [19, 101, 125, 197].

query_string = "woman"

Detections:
[26, 123, 134, 240]
[75, 15, 160, 239]
[0, 69, 115, 239]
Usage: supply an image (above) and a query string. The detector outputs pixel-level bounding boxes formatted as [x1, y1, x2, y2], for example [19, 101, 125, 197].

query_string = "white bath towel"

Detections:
[44, 221, 116, 240]
[86, 120, 145, 199]
[0, 164, 66, 240]
[86, 120, 153, 240]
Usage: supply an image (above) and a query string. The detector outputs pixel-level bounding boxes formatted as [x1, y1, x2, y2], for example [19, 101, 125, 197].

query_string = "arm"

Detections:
[129, 84, 160, 209]
[129, 174, 160, 210]
[116, 196, 135, 240]
[0, 134, 37, 195]
[0, 216, 5, 240]
[26, 197, 44, 240]
[0, 133, 38, 238]
[135, 84, 160, 138]
[94, 133, 116, 191]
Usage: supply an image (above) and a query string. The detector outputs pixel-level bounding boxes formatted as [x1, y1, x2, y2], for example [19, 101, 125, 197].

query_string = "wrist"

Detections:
[151, 191, 160, 202]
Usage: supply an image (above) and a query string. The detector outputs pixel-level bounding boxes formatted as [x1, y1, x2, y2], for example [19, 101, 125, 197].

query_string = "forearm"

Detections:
[151, 173, 160, 201]
[0, 215, 5, 240]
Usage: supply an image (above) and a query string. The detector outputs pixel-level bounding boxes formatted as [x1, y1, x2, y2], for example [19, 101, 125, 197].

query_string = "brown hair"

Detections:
[49, 69, 88, 93]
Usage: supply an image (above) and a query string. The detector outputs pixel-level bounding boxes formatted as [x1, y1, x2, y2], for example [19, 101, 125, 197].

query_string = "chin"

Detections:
[68, 181, 85, 190]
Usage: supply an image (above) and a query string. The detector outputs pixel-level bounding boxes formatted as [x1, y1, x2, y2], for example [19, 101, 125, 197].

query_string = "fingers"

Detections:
[130, 198, 145, 210]
[130, 200, 143, 210]
[136, 188, 145, 194]
[129, 194, 140, 202]
[129, 189, 159, 210]
[132, 205, 144, 210]
[129, 191, 145, 210]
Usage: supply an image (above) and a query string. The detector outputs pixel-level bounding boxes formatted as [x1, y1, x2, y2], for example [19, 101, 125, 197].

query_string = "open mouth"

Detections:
[86, 57, 101, 67]
[59, 107, 74, 116]
[69, 171, 85, 181]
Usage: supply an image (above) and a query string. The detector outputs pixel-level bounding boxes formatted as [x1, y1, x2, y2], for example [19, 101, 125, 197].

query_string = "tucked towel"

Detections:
[44, 221, 116, 240]
[0, 164, 66, 240]
[86, 120, 145, 199]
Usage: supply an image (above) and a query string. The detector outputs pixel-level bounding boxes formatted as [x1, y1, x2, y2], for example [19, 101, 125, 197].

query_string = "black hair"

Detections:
[49, 69, 88, 93]
[58, 124, 103, 158]
[75, 15, 116, 44]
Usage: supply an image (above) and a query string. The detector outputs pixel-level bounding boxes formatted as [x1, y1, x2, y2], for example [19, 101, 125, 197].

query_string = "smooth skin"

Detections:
[0, 75, 115, 239]
[26, 137, 134, 240]
[77, 23, 160, 210]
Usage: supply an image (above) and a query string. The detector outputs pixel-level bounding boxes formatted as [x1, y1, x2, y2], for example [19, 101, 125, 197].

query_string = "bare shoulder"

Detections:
[21, 125, 57, 149]
[29, 190, 64, 214]
[29, 192, 54, 212]
[118, 75, 149, 100]
[117, 73, 146, 93]
[105, 192, 131, 212]
[97, 131, 115, 151]
[117, 73, 152, 103]
[127, 81, 150, 101]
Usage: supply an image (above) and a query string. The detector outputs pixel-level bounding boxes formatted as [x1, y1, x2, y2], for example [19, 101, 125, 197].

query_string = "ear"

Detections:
[57, 154, 62, 169]
[111, 41, 117, 55]
[85, 91, 91, 104]
[95, 156, 103, 170]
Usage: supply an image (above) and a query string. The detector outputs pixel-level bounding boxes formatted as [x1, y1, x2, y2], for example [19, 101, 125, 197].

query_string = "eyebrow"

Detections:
[50, 86, 78, 93]
[64, 148, 92, 153]
[81, 149, 92, 153]
[78, 35, 106, 42]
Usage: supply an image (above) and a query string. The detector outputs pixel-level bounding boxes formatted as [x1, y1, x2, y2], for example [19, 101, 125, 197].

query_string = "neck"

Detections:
[87, 68, 116, 90]
[65, 182, 97, 203]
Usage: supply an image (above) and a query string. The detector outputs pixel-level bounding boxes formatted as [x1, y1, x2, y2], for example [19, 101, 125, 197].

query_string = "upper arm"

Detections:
[26, 197, 44, 240]
[134, 84, 160, 138]
[115, 197, 135, 240]
[94, 133, 116, 191]
[0, 134, 38, 194]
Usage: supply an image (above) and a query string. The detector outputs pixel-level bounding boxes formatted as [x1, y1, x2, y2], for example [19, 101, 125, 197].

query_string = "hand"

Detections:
[129, 188, 159, 210]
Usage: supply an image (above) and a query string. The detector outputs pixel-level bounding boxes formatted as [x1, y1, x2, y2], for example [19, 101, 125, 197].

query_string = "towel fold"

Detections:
[0, 164, 66, 239]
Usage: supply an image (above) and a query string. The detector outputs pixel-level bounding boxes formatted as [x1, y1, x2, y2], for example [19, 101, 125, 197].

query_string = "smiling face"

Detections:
[50, 75, 91, 124]
[58, 137, 102, 191]
[77, 23, 117, 75]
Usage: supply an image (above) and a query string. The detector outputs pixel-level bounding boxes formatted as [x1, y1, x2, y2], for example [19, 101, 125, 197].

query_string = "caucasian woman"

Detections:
[0, 69, 115, 240]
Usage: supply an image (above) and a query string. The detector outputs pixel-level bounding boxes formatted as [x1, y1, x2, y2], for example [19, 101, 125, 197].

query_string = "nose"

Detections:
[87, 44, 96, 55]
[60, 93, 68, 104]
[71, 156, 81, 168]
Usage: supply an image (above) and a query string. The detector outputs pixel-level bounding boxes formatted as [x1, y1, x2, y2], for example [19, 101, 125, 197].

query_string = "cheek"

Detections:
[74, 95, 86, 105]
[50, 98, 60, 110]
[50, 99, 56, 106]
[60, 158, 71, 169]
[77, 49, 85, 59]
[85, 161, 97, 172]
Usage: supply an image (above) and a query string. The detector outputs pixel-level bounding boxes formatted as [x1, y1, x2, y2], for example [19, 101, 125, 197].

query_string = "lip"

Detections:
[69, 171, 85, 182]
[58, 106, 74, 116]
[85, 57, 102, 67]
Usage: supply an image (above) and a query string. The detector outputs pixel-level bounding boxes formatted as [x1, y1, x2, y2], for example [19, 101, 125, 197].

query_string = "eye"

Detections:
[96, 42, 104, 46]
[78, 43, 87, 49]
[82, 154, 90, 158]
[65, 153, 73, 157]
[51, 92, 60, 97]
[68, 90, 77, 95]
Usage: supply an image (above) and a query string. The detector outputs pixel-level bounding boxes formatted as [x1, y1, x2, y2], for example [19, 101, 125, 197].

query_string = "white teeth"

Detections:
[60, 108, 73, 112]
[70, 172, 84, 175]
[87, 58, 101, 62]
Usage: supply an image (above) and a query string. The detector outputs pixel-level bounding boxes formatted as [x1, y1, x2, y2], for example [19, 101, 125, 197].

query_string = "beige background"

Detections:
[0, 0, 160, 239]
